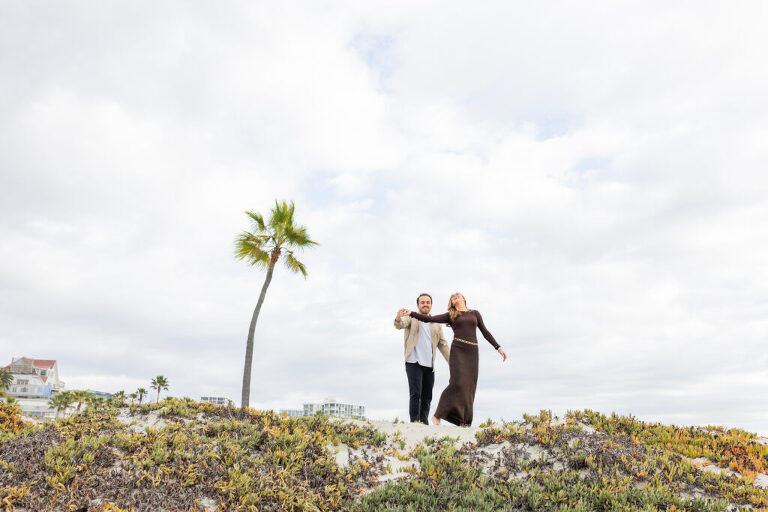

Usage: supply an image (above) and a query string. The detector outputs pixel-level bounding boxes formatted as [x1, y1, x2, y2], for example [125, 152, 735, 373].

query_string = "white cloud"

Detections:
[1, 1, 767, 433]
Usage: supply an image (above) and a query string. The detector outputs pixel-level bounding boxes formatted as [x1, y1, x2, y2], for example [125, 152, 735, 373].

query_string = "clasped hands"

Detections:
[396, 308, 507, 362]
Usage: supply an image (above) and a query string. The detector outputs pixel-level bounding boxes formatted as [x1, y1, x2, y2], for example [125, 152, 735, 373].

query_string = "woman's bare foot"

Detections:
[431, 416, 441, 425]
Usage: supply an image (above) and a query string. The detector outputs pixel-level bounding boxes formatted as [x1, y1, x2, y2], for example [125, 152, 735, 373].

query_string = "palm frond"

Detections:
[284, 250, 308, 278]
[235, 232, 273, 248]
[248, 249, 271, 268]
[245, 211, 267, 233]
[234, 232, 273, 267]
[269, 200, 291, 230]
[0, 368, 12, 389]
[236, 202, 315, 276]
[235, 250, 270, 268]
[284, 224, 318, 248]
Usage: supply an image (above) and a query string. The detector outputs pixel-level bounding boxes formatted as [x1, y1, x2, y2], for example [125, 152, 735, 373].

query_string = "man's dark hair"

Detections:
[416, 293, 432, 304]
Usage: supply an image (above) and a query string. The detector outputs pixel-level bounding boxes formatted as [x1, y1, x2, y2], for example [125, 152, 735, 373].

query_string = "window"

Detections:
[17, 379, 28, 385]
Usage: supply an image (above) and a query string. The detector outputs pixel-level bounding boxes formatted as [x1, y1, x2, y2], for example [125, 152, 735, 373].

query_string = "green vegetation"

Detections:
[0, 369, 12, 396]
[569, 409, 768, 478]
[234, 200, 318, 409]
[1, 403, 767, 511]
[71, 389, 91, 414]
[150, 375, 170, 403]
[48, 391, 74, 418]
[0, 402, 29, 440]
[363, 410, 768, 511]
[0, 399, 383, 511]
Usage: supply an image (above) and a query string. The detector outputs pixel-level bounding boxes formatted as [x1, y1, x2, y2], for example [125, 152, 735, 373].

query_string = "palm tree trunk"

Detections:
[241, 261, 276, 409]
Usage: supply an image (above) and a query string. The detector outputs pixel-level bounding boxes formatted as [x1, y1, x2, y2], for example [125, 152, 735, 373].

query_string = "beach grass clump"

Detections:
[0, 402, 35, 443]
[0, 399, 386, 511]
[568, 409, 768, 478]
[358, 433, 733, 512]
[360, 409, 768, 511]
[2, 403, 767, 511]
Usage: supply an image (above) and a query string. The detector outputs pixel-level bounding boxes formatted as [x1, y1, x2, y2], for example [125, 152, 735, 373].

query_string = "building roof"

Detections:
[3, 357, 57, 371]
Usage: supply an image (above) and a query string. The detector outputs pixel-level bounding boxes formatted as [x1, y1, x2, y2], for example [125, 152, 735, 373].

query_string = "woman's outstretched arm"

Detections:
[409, 311, 451, 324]
[476, 311, 507, 361]
[475, 311, 501, 350]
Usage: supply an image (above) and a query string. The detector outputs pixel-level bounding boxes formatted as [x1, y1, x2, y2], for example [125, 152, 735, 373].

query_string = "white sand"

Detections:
[326, 419, 485, 483]
[355, 419, 482, 451]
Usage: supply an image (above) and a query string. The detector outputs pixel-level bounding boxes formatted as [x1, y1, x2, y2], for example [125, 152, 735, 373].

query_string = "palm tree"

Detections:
[128, 392, 138, 404]
[234, 200, 317, 409]
[72, 390, 90, 414]
[110, 390, 126, 406]
[0, 368, 13, 399]
[150, 376, 169, 403]
[87, 395, 106, 410]
[136, 388, 148, 404]
[0, 368, 13, 389]
[49, 391, 74, 418]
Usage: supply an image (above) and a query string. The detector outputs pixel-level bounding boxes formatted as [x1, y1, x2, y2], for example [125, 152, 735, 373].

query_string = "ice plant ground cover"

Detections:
[0, 401, 767, 511]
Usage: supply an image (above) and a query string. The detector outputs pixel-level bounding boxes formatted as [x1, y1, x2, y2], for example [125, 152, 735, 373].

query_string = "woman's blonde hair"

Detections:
[447, 292, 467, 322]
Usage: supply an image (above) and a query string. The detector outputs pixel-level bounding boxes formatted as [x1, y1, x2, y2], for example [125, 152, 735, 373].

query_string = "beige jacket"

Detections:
[394, 315, 450, 371]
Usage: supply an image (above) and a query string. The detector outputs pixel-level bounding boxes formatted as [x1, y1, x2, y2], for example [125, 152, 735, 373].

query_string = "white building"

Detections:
[284, 397, 365, 420]
[200, 396, 234, 407]
[3, 357, 66, 420]
[303, 402, 323, 416]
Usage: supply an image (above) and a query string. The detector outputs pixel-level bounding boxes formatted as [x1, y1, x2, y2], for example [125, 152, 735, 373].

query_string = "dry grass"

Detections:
[1, 401, 767, 511]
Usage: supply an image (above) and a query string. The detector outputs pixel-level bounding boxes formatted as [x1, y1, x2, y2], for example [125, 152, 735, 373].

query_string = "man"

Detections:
[394, 293, 450, 424]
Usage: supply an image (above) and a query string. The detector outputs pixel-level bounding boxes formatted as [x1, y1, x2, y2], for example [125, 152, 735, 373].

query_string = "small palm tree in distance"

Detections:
[234, 200, 317, 410]
[0, 368, 13, 391]
[110, 390, 126, 406]
[87, 395, 106, 410]
[136, 387, 148, 404]
[151, 376, 169, 403]
[0, 368, 13, 400]
[48, 391, 74, 418]
[72, 390, 90, 414]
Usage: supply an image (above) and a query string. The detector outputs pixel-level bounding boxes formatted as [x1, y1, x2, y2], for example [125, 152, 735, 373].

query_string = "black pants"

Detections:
[405, 362, 434, 424]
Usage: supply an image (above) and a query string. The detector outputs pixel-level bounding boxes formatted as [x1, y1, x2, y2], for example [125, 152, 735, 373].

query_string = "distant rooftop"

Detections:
[4, 357, 59, 373]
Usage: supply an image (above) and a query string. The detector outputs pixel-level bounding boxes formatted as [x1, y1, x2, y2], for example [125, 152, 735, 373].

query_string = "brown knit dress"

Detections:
[408, 310, 500, 426]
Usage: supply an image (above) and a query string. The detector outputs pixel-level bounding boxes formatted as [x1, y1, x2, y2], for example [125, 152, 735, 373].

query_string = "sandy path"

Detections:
[350, 419, 482, 450]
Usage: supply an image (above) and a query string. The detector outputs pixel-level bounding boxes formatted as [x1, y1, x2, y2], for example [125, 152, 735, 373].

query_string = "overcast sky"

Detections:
[1, 2, 767, 433]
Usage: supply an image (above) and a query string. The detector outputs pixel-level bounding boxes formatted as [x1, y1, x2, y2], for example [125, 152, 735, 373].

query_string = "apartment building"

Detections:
[316, 398, 365, 419]
[281, 397, 365, 420]
[200, 396, 234, 407]
[3, 357, 66, 419]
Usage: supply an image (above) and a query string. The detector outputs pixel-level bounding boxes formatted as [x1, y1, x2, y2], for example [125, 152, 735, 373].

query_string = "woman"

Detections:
[402, 292, 506, 426]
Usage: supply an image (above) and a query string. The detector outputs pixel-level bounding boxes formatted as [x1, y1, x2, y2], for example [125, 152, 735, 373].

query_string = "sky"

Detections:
[1, 1, 767, 433]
